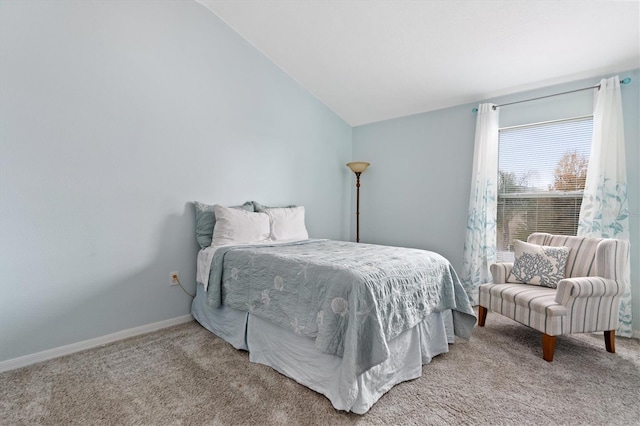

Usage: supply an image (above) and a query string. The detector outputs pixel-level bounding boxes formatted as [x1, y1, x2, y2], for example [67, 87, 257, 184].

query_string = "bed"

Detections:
[191, 202, 476, 414]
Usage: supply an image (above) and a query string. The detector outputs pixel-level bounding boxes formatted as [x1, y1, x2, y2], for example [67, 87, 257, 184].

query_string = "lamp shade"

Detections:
[346, 162, 370, 173]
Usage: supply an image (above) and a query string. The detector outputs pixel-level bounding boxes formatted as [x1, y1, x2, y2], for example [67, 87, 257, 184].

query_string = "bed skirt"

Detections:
[191, 284, 454, 414]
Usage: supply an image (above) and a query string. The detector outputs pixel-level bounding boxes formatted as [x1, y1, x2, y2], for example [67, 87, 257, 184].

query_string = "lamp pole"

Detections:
[355, 171, 361, 243]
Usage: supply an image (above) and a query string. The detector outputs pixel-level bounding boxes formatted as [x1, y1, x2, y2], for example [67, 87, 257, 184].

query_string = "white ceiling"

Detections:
[197, 0, 640, 126]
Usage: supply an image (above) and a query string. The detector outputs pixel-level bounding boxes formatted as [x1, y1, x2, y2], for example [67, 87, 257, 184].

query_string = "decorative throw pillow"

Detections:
[211, 204, 270, 246]
[194, 201, 253, 248]
[507, 240, 570, 288]
[263, 206, 309, 241]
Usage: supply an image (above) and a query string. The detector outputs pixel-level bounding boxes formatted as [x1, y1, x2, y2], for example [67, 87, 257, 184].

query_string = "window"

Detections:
[496, 117, 593, 262]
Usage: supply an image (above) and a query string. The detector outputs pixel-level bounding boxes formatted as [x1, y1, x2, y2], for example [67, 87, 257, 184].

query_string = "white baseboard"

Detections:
[0, 314, 193, 373]
[1, 314, 636, 373]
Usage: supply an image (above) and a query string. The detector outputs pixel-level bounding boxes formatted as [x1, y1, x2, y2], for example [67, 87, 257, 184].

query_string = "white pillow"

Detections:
[507, 239, 570, 288]
[211, 204, 270, 246]
[263, 206, 309, 241]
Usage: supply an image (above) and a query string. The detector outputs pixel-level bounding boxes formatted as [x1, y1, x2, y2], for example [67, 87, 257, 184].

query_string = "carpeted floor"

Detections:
[1, 312, 639, 425]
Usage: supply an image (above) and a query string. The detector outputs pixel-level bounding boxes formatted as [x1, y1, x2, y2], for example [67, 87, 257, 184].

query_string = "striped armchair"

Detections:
[478, 233, 629, 362]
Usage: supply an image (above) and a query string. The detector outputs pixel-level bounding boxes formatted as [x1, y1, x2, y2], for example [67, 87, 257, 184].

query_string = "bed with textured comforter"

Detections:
[194, 239, 476, 413]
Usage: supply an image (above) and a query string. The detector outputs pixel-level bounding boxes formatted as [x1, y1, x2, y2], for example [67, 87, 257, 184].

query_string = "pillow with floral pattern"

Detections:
[507, 240, 570, 288]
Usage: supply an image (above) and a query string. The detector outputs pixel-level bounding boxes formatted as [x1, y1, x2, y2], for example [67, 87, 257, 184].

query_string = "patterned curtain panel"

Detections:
[462, 104, 499, 304]
[578, 76, 632, 337]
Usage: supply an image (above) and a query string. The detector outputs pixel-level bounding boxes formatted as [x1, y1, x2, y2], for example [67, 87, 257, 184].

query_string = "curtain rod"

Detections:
[471, 77, 631, 113]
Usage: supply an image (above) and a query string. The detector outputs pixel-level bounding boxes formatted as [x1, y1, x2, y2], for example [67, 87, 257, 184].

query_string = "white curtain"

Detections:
[461, 104, 499, 304]
[578, 76, 632, 337]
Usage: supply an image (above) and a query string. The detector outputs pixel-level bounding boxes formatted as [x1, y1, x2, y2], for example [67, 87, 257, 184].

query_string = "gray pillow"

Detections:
[194, 201, 254, 249]
[252, 201, 296, 212]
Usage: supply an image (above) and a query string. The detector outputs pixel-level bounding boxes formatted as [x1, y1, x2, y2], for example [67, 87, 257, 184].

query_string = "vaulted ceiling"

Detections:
[197, 1, 640, 126]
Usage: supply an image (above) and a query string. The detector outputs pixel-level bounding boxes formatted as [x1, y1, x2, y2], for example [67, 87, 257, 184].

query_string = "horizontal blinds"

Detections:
[497, 117, 593, 259]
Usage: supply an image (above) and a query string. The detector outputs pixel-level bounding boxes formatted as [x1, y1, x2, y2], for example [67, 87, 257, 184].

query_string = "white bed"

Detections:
[191, 202, 475, 413]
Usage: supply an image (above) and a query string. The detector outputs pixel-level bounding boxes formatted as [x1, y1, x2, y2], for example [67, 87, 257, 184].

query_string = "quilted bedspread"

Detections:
[207, 240, 475, 376]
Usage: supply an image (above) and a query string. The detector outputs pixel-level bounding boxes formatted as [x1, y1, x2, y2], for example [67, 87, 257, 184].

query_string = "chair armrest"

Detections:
[554, 277, 625, 305]
[490, 263, 513, 284]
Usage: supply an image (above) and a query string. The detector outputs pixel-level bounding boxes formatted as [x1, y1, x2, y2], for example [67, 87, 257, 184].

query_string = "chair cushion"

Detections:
[481, 283, 566, 316]
[479, 283, 567, 336]
[507, 240, 570, 288]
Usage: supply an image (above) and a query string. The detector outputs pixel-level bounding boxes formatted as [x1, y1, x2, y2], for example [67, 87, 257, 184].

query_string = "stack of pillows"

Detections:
[506, 239, 570, 289]
[194, 201, 309, 249]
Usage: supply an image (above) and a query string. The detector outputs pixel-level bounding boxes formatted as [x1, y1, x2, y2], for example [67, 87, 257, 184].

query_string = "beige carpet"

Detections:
[1, 313, 639, 425]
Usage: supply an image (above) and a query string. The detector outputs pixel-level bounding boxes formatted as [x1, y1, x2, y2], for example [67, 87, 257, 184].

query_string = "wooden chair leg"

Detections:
[604, 330, 616, 353]
[478, 305, 487, 326]
[542, 334, 556, 362]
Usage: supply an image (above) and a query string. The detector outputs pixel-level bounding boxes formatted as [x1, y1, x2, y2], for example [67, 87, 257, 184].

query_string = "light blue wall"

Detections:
[0, 1, 352, 362]
[350, 106, 476, 267]
[1, 1, 637, 365]
[353, 69, 640, 335]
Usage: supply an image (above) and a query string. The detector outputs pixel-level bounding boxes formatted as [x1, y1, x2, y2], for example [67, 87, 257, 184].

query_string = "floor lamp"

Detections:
[346, 162, 370, 243]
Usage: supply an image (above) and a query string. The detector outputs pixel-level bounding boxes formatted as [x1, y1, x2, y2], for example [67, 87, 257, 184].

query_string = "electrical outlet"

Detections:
[170, 271, 179, 286]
